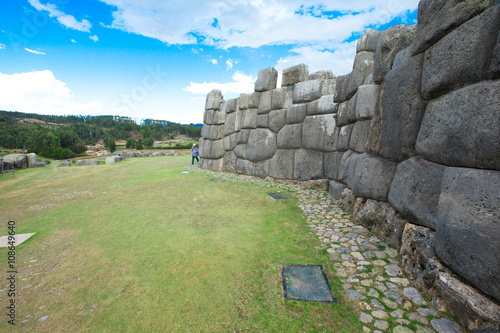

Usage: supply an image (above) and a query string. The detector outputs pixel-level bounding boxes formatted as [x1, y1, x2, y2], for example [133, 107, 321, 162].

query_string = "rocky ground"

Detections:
[189, 165, 464, 333]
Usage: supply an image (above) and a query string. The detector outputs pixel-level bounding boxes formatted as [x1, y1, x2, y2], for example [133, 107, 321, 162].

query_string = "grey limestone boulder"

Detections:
[337, 96, 357, 127]
[328, 180, 347, 199]
[222, 151, 237, 173]
[205, 89, 223, 110]
[277, 124, 302, 149]
[321, 78, 337, 95]
[490, 32, 500, 77]
[76, 159, 98, 166]
[285, 104, 307, 124]
[324, 151, 343, 180]
[254, 67, 278, 92]
[392, 47, 413, 70]
[348, 120, 371, 153]
[152, 151, 165, 157]
[246, 129, 277, 163]
[271, 87, 287, 110]
[166, 150, 177, 156]
[282, 64, 309, 87]
[412, 0, 495, 55]
[27, 153, 39, 167]
[257, 90, 272, 114]
[214, 111, 226, 125]
[416, 80, 500, 170]
[106, 156, 122, 165]
[204, 109, 215, 125]
[223, 112, 236, 136]
[338, 150, 361, 188]
[389, 157, 447, 230]
[251, 160, 270, 178]
[294, 149, 324, 180]
[334, 74, 349, 103]
[233, 144, 247, 160]
[346, 52, 375, 99]
[225, 98, 238, 113]
[32, 162, 46, 168]
[421, 6, 500, 100]
[126, 152, 136, 158]
[239, 93, 260, 110]
[302, 115, 338, 152]
[210, 140, 225, 159]
[373, 24, 416, 84]
[337, 124, 354, 151]
[357, 28, 384, 53]
[309, 70, 334, 80]
[241, 109, 258, 129]
[234, 109, 243, 132]
[268, 149, 295, 179]
[355, 85, 379, 120]
[201, 125, 210, 139]
[223, 133, 237, 151]
[351, 153, 398, 201]
[59, 161, 71, 167]
[236, 129, 251, 145]
[292, 79, 323, 103]
[3, 154, 28, 169]
[256, 114, 269, 128]
[313, 94, 337, 115]
[206, 158, 223, 172]
[208, 125, 223, 140]
[268, 109, 286, 133]
[435, 167, 500, 302]
[236, 159, 253, 175]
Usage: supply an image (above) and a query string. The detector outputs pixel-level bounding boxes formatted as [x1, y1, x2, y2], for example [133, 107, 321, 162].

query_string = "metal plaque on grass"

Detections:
[268, 193, 290, 200]
[282, 264, 337, 303]
[209, 178, 222, 182]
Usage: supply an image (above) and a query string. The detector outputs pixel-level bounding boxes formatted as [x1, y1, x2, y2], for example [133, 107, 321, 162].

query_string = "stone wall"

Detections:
[200, 1, 500, 331]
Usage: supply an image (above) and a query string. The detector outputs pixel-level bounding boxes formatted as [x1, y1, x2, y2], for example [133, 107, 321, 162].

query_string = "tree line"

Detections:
[0, 111, 202, 159]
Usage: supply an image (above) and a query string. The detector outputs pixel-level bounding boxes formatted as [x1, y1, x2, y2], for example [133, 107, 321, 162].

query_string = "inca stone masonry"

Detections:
[200, 1, 500, 331]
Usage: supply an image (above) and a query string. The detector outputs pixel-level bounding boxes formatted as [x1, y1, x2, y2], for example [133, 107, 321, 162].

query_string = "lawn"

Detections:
[0, 156, 361, 332]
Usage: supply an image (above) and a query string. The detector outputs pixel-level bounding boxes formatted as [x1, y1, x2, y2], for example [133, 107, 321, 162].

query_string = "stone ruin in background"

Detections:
[200, 1, 500, 331]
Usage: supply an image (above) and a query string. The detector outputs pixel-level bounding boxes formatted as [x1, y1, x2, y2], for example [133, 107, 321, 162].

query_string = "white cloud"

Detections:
[89, 35, 99, 42]
[28, 0, 92, 32]
[71, 39, 77, 43]
[25, 48, 46, 55]
[209, 58, 218, 65]
[183, 71, 255, 98]
[225, 59, 233, 71]
[0, 70, 102, 116]
[0, 43, 6, 50]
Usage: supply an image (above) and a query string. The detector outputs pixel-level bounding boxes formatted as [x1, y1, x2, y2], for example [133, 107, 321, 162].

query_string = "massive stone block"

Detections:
[309, 70, 334, 80]
[204, 109, 215, 125]
[214, 111, 226, 125]
[349, 120, 371, 153]
[374, 51, 426, 161]
[268, 109, 286, 133]
[208, 125, 223, 140]
[416, 80, 500, 170]
[251, 160, 270, 178]
[271, 87, 287, 110]
[246, 129, 277, 162]
[292, 79, 323, 103]
[338, 150, 362, 188]
[412, 0, 495, 55]
[321, 78, 337, 95]
[201, 125, 210, 139]
[239, 92, 260, 110]
[233, 144, 247, 160]
[254, 67, 278, 92]
[389, 157, 447, 230]
[373, 24, 416, 84]
[346, 52, 375, 100]
[324, 151, 343, 180]
[282, 64, 309, 87]
[355, 85, 380, 120]
[351, 154, 398, 201]
[223, 133, 237, 151]
[307, 94, 337, 116]
[421, 6, 500, 100]
[302, 114, 338, 152]
[236, 159, 253, 175]
[337, 124, 354, 151]
[211, 139, 225, 159]
[223, 112, 236, 136]
[490, 32, 500, 77]
[337, 96, 357, 127]
[225, 98, 237, 113]
[236, 129, 251, 145]
[26, 153, 39, 167]
[356, 28, 384, 53]
[277, 124, 302, 149]
[268, 149, 295, 179]
[329, 180, 347, 199]
[234, 109, 243, 132]
[205, 89, 223, 110]
[256, 114, 269, 128]
[76, 159, 98, 166]
[241, 109, 258, 129]
[3, 154, 28, 169]
[334, 74, 349, 103]
[435, 167, 500, 302]
[285, 104, 307, 124]
[106, 156, 122, 165]
[294, 149, 324, 180]
[222, 151, 237, 173]
[257, 90, 272, 114]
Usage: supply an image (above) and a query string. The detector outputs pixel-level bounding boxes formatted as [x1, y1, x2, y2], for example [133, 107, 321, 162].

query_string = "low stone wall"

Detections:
[76, 159, 98, 166]
[199, 1, 500, 331]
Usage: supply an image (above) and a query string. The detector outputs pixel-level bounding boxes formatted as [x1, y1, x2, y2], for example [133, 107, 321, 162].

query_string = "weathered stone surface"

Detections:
[0, 158, 2, 173]
[251, 160, 270, 178]
[271, 87, 287, 110]
[256, 114, 269, 128]
[32, 162, 46, 168]
[268, 109, 286, 133]
[210, 140, 225, 159]
[334, 74, 349, 103]
[242, 109, 258, 129]
[337, 92, 358, 127]
[346, 52, 375, 99]
[339, 188, 356, 214]
[416, 80, 500, 170]
[258, 90, 272, 114]
[433, 271, 500, 333]
[286, 104, 307, 124]
[106, 156, 122, 164]
[373, 24, 416, 83]
[357, 28, 384, 53]
[76, 159, 98, 166]
[421, 6, 500, 100]
[322, 78, 336, 96]
[338, 150, 361, 187]
[392, 47, 413, 70]
[59, 161, 71, 167]
[349, 120, 371, 153]
[235, 159, 252, 174]
[337, 124, 354, 151]
[223, 112, 236, 136]
[208, 125, 223, 140]
[152, 151, 164, 157]
[277, 124, 302, 149]
[354, 199, 407, 249]
[351, 153, 398, 201]
[313, 94, 337, 115]
[3, 154, 28, 169]
[214, 110, 226, 125]
[309, 70, 334, 80]
[355, 85, 379, 120]
[26, 153, 39, 167]
[239, 93, 260, 110]
[302, 115, 338, 152]
[223, 133, 237, 151]
[246, 129, 277, 163]
[222, 151, 237, 173]
[375, 52, 426, 161]
[237, 129, 250, 145]
[268, 149, 295, 179]
[225, 98, 237, 113]
[201, 125, 210, 139]
[282, 64, 309, 87]
[293, 79, 323, 103]
[389, 157, 446, 230]
[412, 0, 495, 55]
[254, 67, 278, 92]
[324, 151, 343, 180]
[294, 149, 324, 180]
[490, 32, 500, 77]
[205, 89, 223, 110]
[234, 109, 243, 132]
[233, 144, 247, 160]
[329, 180, 347, 199]
[435, 167, 500, 302]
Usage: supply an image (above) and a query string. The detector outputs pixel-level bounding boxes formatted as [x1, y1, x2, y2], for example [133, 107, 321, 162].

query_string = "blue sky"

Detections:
[0, 0, 418, 124]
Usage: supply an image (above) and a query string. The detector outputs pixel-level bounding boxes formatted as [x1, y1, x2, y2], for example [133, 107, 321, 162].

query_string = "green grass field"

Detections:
[0, 157, 361, 332]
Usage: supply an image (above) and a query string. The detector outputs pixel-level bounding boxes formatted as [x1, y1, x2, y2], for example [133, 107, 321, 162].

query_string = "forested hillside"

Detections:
[0, 111, 202, 159]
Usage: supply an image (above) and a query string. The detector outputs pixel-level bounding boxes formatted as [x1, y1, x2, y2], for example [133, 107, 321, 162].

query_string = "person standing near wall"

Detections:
[191, 144, 199, 165]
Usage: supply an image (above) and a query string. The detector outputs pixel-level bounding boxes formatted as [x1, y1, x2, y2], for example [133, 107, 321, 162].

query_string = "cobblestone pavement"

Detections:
[188, 166, 463, 333]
